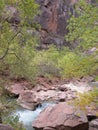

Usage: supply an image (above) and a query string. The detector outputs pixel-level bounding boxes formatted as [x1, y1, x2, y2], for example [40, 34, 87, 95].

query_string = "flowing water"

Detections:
[14, 102, 55, 130]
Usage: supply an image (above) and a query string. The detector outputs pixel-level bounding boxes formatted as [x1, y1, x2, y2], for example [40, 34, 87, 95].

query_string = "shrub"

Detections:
[3, 115, 26, 130]
[0, 0, 40, 84]
[74, 88, 98, 112]
[33, 46, 61, 78]
[57, 50, 98, 79]
[32, 46, 98, 80]
[95, 76, 98, 81]
[66, 0, 98, 50]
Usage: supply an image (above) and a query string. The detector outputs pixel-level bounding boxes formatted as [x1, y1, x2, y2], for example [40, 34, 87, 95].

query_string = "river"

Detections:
[14, 102, 55, 130]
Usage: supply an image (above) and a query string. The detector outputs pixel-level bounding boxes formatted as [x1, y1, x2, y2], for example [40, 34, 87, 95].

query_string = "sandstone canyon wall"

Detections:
[4, 0, 96, 48]
[36, 0, 76, 48]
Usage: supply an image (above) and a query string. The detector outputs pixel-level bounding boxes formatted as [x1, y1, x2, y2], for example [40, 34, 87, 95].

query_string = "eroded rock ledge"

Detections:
[6, 80, 92, 110]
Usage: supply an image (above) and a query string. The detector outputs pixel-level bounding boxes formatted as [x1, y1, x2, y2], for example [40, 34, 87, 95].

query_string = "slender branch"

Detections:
[0, 29, 20, 60]
[8, 52, 21, 60]
[0, 46, 9, 60]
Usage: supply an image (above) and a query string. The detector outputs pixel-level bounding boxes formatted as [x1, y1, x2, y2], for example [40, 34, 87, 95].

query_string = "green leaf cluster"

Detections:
[74, 88, 98, 112]
[58, 51, 98, 79]
[27, 46, 98, 80]
[66, 0, 98, 50]
[0, 0, 40, 82]
[3, 115, 26, 130]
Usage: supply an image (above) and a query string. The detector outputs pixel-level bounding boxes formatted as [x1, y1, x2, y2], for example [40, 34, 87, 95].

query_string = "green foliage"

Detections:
[33, 46, 61, 78]
[18, 0, 39, 17]
[0, 77, 25, 130]
[0, 1, 98, 127]
[58, 51, 98, 79]
[0, 0, 40, 83]
[95, 75, 98, 81]
[0, 0, 98, 82]
[28, 46, 98, 79]
[0, 79, 16, 117]
[3, 115, 26, 130]
[3, 36, 39, 82]
[0, 23, 39, 82]
[66, 0, 98, 50]
[64, 0, 98, 79]
[74, 88, 98, 112]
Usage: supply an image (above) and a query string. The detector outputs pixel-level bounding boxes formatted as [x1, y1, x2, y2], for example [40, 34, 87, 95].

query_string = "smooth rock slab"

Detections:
[32, 102, 89, 130]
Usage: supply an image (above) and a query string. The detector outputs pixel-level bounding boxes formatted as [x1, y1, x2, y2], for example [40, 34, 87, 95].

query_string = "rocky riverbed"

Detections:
[5, 77, 98, 130]
[6, 78, 92, 110]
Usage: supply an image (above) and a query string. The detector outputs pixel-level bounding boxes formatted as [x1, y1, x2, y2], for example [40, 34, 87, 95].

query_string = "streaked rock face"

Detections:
[36, 0, 73, 47]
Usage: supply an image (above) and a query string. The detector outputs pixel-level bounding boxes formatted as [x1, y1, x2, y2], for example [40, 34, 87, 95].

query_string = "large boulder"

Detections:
[0, 124, 15, 130]
[17, 90, 39, 110]
[32, 102, 89, 130]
